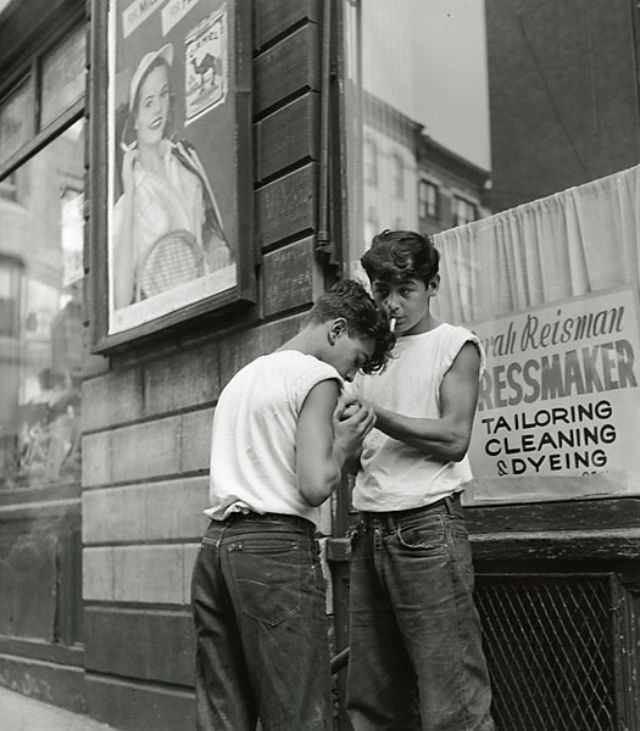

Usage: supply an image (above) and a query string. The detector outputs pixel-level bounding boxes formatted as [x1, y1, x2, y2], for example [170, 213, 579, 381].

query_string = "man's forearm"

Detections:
[374, 408, 469, 462]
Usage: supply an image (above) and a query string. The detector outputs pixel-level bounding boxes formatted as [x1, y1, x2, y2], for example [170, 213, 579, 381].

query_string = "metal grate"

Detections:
[475, 573, 616, 731]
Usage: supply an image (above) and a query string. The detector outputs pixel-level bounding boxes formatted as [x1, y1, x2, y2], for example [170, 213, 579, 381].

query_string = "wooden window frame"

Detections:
[0, 11, 85, 184]
[453, 193, 478, 226]
[419, 178, 439, 220]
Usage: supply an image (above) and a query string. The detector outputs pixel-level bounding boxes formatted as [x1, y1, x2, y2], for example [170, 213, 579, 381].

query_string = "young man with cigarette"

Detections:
[346, 230, 495, 730]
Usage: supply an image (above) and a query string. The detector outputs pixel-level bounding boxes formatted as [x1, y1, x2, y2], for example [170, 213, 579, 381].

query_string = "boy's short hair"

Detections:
[308, 279, 395, 374]
[361, 229, 440, 286]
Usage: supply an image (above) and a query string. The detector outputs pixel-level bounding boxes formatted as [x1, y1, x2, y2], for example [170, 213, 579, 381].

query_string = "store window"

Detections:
[0, 77, 35, 163]
[338, 6, 640, 728]
[342, 0, 640, 258]
[0, 254, 22, 337]
[0, 23, 85, 489]
[341, 0, 640, 503]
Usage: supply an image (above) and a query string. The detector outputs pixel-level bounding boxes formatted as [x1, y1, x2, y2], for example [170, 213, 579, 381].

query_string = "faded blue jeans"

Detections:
[191, 513, 333, 731]
[346, 495, 495, 731]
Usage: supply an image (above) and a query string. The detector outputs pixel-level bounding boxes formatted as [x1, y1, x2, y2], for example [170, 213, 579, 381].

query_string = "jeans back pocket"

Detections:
[227, 536, 310, 627]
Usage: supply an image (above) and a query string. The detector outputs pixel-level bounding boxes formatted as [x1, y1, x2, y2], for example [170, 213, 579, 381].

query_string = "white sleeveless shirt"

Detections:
[206, 350, 341, 526]
[352, 323, 484, 512]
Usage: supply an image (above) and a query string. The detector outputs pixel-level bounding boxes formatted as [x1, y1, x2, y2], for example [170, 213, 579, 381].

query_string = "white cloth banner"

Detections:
[432, 165, 640, 504]
[434, 164, 640, 325]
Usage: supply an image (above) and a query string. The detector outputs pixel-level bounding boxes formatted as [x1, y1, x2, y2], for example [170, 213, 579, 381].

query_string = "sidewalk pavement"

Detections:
[0, 686, 121, 731]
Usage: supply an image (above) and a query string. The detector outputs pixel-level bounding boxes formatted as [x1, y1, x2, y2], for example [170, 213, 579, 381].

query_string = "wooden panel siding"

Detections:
[262, 237, 316, 316]
[255, 25, 320, 115]
[179, 409, 214, 475]
[84, 543, 198, 605]
[465, 497, 640, 535]
[82, 408, 213, 488]
[0, 638, 83, 668]
[86, 676, 194, 731]
[255, 93, 320, 183]
[255, 0, 321, 51]
[82, 342, 220, 433]
[183, 543, 201, 602]
[217, 313, 305, 388]
[82, 477, 209, 545]
[84, 607, 194, 687]
[256, 163, 317, 250]
[81, 367, 144, 433]
[82, 487, 145, 545]
[143, 346, 220, 417]
[471, 528, 640, 564]
[83, 547, 114, 602]
[83, 418, 180, 487]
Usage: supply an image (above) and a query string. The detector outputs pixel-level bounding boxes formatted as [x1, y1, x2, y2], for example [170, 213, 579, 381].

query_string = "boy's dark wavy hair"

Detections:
[361, 229, 440, 286]
[308, 279, 395, 374]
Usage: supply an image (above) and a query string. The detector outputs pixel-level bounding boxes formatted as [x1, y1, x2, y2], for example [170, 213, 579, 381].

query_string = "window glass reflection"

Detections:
[343, 0, 640, 499]
[344, 0, 640, 268]
[41, 23, 86, 128]
[344, 0, 490, 272]
[0, 77, 35, 166]
[0, 120, 84, 488]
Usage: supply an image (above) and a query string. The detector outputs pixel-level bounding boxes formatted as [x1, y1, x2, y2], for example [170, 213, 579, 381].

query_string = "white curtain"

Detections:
[433, 164, 640, 324]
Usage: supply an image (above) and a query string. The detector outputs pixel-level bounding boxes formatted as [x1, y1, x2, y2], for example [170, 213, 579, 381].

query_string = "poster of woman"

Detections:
[107, 0, 242, 335]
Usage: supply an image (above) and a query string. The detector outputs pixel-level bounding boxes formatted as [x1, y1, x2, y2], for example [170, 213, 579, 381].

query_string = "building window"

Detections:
[364, 136, 378, 185]
[392, 152, 404, 198]
[453, 195, 478, 227]
[419, 180, 439, 219]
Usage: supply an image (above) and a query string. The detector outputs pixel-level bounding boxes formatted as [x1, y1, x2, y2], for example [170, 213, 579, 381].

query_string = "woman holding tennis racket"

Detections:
[112, 43, 231, 308]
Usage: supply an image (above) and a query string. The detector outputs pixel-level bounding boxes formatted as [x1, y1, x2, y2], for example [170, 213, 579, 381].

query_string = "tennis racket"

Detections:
[138, 229, 204, 299]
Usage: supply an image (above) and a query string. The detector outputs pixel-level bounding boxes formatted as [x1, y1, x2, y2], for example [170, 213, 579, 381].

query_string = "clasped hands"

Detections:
[333, 395, 376, 457]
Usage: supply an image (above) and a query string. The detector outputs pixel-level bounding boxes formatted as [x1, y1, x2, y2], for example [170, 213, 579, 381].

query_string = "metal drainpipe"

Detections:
[315, 0, 333, 258]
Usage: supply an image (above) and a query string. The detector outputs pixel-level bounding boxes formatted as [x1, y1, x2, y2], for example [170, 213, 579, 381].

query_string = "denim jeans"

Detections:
[191, 513, 333, 731]
[346, 496, 494, 731]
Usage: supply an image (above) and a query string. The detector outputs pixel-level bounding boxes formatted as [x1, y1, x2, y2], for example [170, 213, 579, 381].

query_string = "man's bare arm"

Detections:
[373, 342, 480, 462]
[296, 381, 375, 505]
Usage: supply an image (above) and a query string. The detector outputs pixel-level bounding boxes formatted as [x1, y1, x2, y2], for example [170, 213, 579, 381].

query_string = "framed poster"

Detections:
[90, 0, 254, 349]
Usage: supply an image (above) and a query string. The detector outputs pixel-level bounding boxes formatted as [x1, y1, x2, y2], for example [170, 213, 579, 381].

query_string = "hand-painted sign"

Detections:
[469, 289, 640, 489]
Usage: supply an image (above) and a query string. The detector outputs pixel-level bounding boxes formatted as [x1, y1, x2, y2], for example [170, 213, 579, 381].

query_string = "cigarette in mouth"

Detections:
[389, 317, 397, 332]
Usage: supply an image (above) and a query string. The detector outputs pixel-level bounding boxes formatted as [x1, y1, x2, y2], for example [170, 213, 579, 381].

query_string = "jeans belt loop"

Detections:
[443, 496, 454, 516]
[444, 492, 461, 516]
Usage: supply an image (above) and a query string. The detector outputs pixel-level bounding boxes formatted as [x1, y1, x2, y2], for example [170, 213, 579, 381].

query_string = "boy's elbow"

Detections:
[300, 490, 327, 507]
[298, 467, 340, 506]
[298, 484, 332, 506]
[447, 432, 471, 462]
